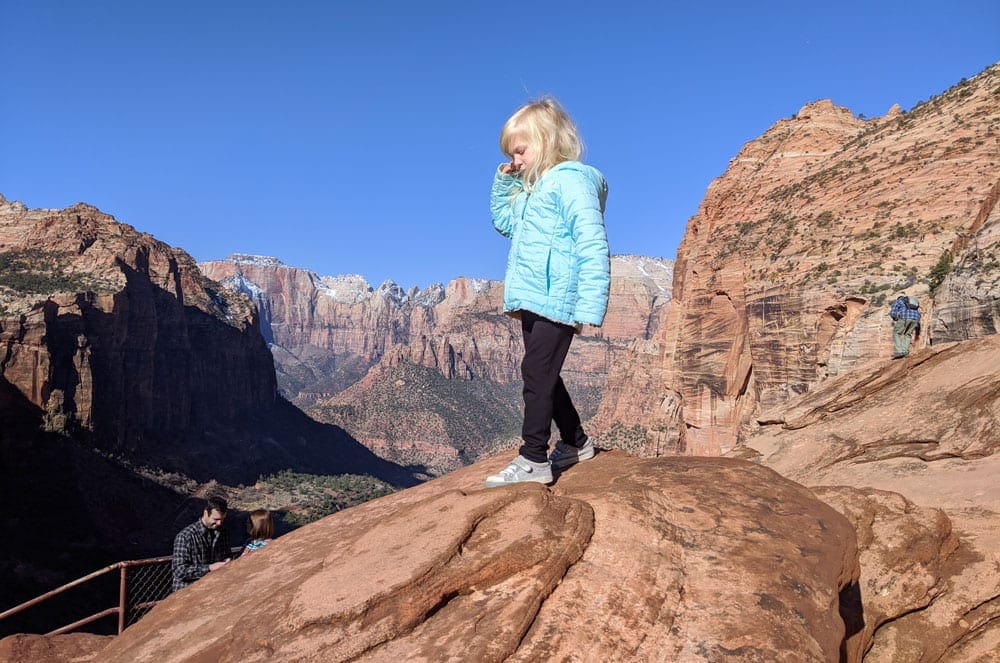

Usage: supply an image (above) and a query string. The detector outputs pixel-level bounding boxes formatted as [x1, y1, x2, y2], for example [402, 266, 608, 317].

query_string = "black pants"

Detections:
[518, 310, 588, 463]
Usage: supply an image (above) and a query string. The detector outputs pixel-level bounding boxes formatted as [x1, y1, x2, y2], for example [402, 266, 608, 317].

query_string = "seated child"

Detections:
[243, 509, 274, 553]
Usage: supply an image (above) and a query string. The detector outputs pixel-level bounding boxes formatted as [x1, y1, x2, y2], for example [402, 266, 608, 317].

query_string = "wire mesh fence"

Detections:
[123, 558, 173, 627]
[1, 547, 244, 636]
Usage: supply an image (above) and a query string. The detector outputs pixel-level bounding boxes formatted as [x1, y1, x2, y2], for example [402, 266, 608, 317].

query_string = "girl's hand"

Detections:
[500, 162, 518, 175]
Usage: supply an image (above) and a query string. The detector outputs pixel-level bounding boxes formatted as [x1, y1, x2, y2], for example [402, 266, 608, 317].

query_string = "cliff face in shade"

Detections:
[930, 174, 1000, 341]
[201, 254, 673, 472]
[0, 197, 273, 463]
[0, 195, 414, 487]
[595, 63, 1000, 456]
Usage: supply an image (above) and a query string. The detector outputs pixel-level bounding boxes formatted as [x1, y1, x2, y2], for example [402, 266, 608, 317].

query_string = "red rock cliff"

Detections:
[201, 254, 673, 398]
[596, 63, 1000, 456]
[0, 196, 412, 485]
[201, 254, 673, 472]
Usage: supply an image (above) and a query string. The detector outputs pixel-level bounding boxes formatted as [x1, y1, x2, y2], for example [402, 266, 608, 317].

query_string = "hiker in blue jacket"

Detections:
[485, 98, 611, 488]
[890, 293, 921, 358]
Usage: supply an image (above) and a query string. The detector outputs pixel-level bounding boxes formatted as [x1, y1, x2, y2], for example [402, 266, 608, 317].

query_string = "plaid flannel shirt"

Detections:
[890, 297, 921, 321]
[171, 520, 231, 592]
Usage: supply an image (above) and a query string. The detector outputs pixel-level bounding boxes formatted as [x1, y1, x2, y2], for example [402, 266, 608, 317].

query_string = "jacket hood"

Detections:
[549, 160, 606, 190]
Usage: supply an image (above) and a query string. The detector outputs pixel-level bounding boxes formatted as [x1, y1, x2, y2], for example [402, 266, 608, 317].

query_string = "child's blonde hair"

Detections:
[500, 97, 583, 187]
[247, 509, 274, 540]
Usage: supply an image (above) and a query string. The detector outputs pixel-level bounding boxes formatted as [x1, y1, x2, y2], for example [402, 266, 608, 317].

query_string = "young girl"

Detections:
[485, 98, 610, 487]
[243, 509, 274, 553]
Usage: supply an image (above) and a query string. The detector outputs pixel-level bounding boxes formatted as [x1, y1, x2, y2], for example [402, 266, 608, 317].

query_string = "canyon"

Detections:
[200, 254, 673, 472]
[1, 62, 998, 660]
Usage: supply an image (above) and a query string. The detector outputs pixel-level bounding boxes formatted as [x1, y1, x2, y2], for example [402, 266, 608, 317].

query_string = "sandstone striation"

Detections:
[62, 453, 859, 662]
[746, 333, 1000, 660]
[596, 63, 1000, 455]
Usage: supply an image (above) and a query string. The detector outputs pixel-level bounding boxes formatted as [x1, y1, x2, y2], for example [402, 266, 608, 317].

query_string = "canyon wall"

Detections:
[0, 195, 411, 486]
[595, 63, 1000, 456]
[201, 254, 673, 471]
[201, 254, 673, 398]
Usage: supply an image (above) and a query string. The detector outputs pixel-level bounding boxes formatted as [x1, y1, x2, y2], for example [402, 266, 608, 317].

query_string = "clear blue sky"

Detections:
[2, 1, 997, 289]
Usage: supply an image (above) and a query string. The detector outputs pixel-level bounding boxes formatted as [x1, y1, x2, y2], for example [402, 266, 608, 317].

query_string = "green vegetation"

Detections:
[0, 249, 87, 294]
[814, 211, 835, 228]
[308, 363, 524, 472]
[252, 470, 395, 526]
[889, 222, 919, 240]
[859, 280, 895, 295]
[601, 422, 651, 455]
[928, 251, 953, 293]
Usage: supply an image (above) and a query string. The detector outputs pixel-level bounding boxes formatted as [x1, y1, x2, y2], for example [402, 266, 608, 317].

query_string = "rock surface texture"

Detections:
[0, 633, 109, 663]
[747, 333, 1000, 661]
[595, 64, 1000, 456]
[54, 454, 859, 662]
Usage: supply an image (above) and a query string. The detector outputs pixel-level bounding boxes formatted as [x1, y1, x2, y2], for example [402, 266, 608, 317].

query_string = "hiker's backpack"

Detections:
[905, 295, 920, 310]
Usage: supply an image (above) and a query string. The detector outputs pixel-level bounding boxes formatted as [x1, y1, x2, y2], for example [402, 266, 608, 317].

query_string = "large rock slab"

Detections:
[75, 454, 858, 662]
[748, 334, 1000, 660]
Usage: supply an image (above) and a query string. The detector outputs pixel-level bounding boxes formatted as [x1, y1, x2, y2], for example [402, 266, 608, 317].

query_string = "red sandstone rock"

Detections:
[595, 63, 1000, 456]
[201, 254, 673, 471]
[0, 196, 407, 485]
[73, 454, 858, 662]
[201, 254, 672, 393]
[0, 633, 109, 663]
[747, 334, 1000, 660]
[0, 197, 275, 466]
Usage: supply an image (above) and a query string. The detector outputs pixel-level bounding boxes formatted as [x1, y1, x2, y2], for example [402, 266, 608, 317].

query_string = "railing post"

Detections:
[118, 566, 127, 635]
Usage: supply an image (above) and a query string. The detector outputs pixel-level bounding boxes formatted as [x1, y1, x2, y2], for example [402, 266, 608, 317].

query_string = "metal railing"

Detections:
[0, 548, 241, 636]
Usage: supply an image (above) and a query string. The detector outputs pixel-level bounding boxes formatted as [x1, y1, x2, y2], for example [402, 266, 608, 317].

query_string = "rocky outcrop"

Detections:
[60, 453, 859, 662]
[202, 254, 673, 471]
[746, 333, 1000, 660]
[0, 195, 414, 485]
[0, 197, 273, 467]
[595, 63, 1000, 455]
[930, 177, 1000, 341]
[6, 335, 996, 661]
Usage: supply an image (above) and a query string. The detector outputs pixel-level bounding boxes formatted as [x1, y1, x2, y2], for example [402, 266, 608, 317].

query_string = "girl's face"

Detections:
[508, 135, 537, 173]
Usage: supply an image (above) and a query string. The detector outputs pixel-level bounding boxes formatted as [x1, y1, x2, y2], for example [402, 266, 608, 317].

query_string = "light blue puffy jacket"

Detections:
[490, 160, 610, 327]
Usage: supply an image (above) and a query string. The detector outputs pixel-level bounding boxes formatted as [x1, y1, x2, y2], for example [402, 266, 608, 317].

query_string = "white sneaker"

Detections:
[484, 455, 553, 487]
[548, 438, 596, 469]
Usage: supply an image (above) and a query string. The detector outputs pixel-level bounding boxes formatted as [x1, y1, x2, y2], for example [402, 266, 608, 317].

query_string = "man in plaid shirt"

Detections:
[171, 496, 232, 592]
[890, 294, 921, 358]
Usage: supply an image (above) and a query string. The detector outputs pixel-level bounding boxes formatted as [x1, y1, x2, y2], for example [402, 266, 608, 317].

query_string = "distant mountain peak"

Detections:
[227, 253, 285, 267]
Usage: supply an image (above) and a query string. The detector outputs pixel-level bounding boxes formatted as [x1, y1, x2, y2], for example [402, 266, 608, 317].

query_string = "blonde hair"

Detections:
[247, 509, 273, 540]
[500, 97, 583, 187]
